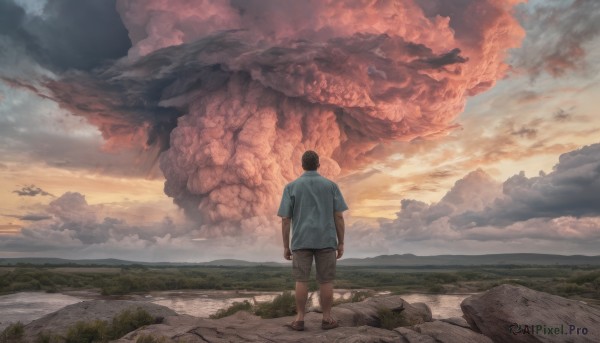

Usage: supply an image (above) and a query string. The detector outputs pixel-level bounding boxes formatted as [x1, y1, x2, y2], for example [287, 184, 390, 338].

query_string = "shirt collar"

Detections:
[302, 170, 320, 176]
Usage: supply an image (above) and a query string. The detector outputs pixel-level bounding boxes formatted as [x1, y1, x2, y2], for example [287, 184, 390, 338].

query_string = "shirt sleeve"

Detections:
[277, 186, 293, 217]
[333, 183, 349, 212]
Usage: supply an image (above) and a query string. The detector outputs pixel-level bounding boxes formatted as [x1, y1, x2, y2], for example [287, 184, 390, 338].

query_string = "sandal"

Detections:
[285, 320, 305, 331]
[321, 317, 339, 330]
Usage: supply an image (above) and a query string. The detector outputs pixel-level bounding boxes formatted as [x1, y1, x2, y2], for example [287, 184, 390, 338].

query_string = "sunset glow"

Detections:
[1, 0, 599, 261]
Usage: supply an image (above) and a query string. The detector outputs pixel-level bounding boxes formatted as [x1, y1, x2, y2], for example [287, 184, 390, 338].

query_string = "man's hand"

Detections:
[284, 247, 292, 260]
[336, 243, 344, 259]
[334, 211, 345, 260]
[281, 217, 292, 260]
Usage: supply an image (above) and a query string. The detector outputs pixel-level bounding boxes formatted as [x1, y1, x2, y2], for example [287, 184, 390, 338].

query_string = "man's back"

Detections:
[278, 170, 348, 251]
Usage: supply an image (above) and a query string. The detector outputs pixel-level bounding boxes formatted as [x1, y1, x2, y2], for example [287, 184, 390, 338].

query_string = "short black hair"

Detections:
[302, 150, 319, 171]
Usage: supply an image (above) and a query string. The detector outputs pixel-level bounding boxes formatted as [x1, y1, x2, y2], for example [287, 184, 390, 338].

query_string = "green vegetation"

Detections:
[333, 290, 372, 305]
[35, 332, 63, 343]
[211, 290, 375, 319]
[0, 308, 158, 343]
[64, 320, 109, 343]
[1, 264, 599, 304]
[377, 308, 413, 330]
[0, 322, 24, 343]
[109, 308, 156, 338]
[0, 265, 295, 295]
[210, 292, 296, 319]
[62, 307, 156, 342]
[209, 300, 253, 319]
[254, 291, 296, 318]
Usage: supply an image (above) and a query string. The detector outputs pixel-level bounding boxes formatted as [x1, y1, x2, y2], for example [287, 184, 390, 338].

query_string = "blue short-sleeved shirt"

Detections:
[277, 170, 349, 251]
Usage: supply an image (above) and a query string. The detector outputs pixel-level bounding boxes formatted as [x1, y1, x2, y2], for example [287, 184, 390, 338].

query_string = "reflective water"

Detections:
[398, 293, 471, 319]
[0, 291, 472, 331]
[0, 292, 83, 331]
[147, 290, 279, 318]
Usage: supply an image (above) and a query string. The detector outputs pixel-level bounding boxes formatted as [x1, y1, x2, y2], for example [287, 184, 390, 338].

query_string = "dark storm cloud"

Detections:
[0, 0, 131, 71]
[2, 192, 182, 247]
[0, 0, 38, 57]
[38, 29, 475, 223]
[451, 143, 600, 227]
[19, 214, 52, 221]
[382, 144, 600, 243]
[2, 213, 52, 221]
[12, 184, 54, 197]
[4, 0, 525, 228]
[413, 48, 469, 69]
[512, 0, 600, 77]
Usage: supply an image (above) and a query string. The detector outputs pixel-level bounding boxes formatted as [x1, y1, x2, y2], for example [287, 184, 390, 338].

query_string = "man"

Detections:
[277, 150, 348, 331]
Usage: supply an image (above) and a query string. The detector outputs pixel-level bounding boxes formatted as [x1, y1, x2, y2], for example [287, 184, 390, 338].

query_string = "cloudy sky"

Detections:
[0, 0, 599, 262]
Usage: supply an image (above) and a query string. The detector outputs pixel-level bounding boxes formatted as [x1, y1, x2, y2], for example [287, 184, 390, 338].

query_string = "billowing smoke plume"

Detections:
[35, 0, 524, 232]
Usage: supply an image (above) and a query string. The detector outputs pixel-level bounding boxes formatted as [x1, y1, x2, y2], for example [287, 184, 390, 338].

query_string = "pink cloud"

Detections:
[24, 0, 526, 231]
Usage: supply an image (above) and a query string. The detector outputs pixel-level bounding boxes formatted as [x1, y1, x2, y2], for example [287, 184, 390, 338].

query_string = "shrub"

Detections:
[0, 322, 24, 343]
[110, 308, 156, 338]
[209, 300, 253, 319]
[254, 291, 296, 319]
[61, 307, 156, 343]
[350, 290, 371, 303]
[569, 271, 600, 285]
[65, 320, 109, 343]
[427, 284, 445, 293]
[377, 308, 412, 330]
[333, 290, 372, 305]
[36, 332, 64, 343]
[65, 320, 110, 343]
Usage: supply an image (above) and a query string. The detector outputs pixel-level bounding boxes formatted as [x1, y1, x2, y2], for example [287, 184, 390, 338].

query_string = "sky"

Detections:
[0, 0, 599, 262]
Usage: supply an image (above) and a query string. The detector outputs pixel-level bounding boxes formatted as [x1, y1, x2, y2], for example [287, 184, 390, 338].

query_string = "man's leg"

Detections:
[319, 281, 334, 320]
[295, 281, 309, 321]
[315, 248, 337, 322]
[291, 249, 313, 322]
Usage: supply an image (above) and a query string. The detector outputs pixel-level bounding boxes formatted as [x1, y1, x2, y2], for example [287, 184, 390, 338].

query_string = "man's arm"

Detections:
[282, 217, 292, 260]
[334, 211, 345, 259]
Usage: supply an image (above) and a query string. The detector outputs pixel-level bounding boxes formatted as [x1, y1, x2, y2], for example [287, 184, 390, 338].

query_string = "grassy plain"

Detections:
[0, 264, 598, 304]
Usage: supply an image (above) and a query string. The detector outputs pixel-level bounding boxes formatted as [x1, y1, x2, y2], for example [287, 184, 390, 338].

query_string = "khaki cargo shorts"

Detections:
[292, 248, 336, 284]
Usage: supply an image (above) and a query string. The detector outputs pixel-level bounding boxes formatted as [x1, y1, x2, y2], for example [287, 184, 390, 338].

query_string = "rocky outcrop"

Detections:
[461, 284, 600, 343]
[116, 297, 434, 343]
[22, 300, 176, 341]
[408, 321, 493, 343]
[119, 312, 405, 343]
[333, 295, 432, 327]
[15, 285, 600, 343]
[440, 316, 471, 328]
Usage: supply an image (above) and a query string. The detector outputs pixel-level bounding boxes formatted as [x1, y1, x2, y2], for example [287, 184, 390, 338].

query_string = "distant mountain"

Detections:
[0, 257, 283, 267]
[199, 259, 283, 267]
[0, 257, 140, 266]
[1, 253, 599, 267]
[337, 253, 600, 266]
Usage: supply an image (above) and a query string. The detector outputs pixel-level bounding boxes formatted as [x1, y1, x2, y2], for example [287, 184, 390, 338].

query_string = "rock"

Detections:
[411, 302, 433, 322]
[22, 300, 177, 341]
[116, 295, 434, 343]
[32, 288, 600, 343]
[118, 312, 405, 343]
[440, 316, 471, 329]
[394, 327, 437, 343]
[461, 284, 600, 343]
[410, 320, 493, 343]
[333, 295, 433, 327]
